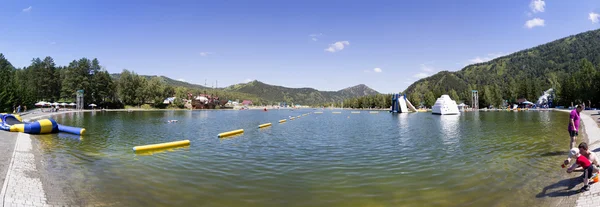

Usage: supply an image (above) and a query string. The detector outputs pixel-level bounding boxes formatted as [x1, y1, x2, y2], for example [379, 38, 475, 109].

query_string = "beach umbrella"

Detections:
[52, 102, 59, 106]
[43, 102, 51, 106]
[69, 103, 76, 106]
[89, 104, 97, 107]
[34, 101, 46, 106]
[60, 103, 67, 106]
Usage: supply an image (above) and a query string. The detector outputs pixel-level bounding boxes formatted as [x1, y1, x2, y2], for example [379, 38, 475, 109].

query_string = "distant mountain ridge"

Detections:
[224, 80, 379, 105]
[110, 74, 379, 105]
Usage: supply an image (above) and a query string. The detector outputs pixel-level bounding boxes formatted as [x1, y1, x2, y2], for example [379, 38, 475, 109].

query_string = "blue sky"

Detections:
[1, 0, 599, 93]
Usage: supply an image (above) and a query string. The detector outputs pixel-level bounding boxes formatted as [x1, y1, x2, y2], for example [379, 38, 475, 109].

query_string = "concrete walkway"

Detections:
[575, 111, 600, 207]
[0, 133, 47, 207]
[0, 132, 17, 207]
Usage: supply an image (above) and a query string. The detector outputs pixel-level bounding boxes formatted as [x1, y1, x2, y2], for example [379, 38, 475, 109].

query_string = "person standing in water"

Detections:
[568, 105, 583, 150]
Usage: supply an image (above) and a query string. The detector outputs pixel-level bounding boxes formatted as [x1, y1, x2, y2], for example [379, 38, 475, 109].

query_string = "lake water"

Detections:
[38, 110, 570, 206]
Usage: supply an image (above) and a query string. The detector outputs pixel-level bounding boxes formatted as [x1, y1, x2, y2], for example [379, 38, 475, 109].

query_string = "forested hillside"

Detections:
[404, 29, 600, 108]
[224, 81, 379, 105]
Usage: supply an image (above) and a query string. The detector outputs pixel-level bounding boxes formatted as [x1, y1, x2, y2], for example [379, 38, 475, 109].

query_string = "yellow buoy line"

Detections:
[134, 113, 319, 154]
[259, 123, 272, 128]
[218, 129, 244, 138]
[133, 140, 190, 152]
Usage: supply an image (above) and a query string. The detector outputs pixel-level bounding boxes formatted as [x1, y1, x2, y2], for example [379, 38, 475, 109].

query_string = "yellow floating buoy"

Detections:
[133, 140, 190, 152]
[218, 129, 244, 138]
[279, 119, 286, 123]
[259, 123, 272, 128]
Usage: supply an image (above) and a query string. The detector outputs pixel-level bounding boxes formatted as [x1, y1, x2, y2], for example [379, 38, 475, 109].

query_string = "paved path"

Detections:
[575, 111, 600, 207]
[0, 132, 17, 206]
[0, 133, 47, 207]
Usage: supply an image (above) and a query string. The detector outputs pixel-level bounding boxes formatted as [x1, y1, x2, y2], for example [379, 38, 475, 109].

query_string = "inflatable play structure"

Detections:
[390, 94, 418, 113]
[0, 113, 85, 135]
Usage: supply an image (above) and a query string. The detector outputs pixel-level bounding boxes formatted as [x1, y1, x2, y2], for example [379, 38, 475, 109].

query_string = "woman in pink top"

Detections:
[568, 105, 583, 150]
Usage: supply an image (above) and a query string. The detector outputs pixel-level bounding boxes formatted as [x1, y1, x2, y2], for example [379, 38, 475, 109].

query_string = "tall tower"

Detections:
[471, 90, 479, 109]
[76, 90, 84, 110]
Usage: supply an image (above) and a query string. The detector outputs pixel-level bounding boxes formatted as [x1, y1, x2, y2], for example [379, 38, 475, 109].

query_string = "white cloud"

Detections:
[200, 52, 213, 56]
[177, 79, 186, 82]
[309, 33, 322, 41]
[530, 0, 545, 13]
[325, 41, 350, 53]
[373, 68, 382, 73]
[590, 12, 600, 24]
[469, 57, 486, 63]
[468, 53, 505, 64]
[22, 6, 32, 12]
[420, 64, 434, 72]
[413, 73, 429, 79]
[525, 18, 545, 29]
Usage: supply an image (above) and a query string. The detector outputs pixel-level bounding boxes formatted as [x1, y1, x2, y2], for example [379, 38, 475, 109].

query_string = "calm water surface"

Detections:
[38, 110, 569, 206]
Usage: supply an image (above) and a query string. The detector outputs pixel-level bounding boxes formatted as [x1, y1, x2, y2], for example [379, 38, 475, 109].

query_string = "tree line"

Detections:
[320, 94, 392, 109]
[0, 54, 270, 113]
[404, 59, 598, 108]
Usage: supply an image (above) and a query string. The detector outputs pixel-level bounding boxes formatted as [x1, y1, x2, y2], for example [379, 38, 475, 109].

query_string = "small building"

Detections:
[458, 103, 467, 111]
[242, 100, 253, 106]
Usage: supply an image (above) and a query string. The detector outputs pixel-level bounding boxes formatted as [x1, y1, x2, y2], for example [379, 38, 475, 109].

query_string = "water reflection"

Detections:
[538, 110, 551, 130]
[57, 133, 83, 141]
[439, 115, 460, 147]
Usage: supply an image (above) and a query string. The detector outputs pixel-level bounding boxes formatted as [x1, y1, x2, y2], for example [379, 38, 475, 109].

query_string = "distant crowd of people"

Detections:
[12, 105, 26, 114]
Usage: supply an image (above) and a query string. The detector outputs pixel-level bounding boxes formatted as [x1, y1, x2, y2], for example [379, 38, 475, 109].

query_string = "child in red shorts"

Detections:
[568, 148, 599, 192]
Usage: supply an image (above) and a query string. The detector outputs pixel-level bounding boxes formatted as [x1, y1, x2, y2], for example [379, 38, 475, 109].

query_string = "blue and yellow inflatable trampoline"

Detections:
[0, 113, 85, 135]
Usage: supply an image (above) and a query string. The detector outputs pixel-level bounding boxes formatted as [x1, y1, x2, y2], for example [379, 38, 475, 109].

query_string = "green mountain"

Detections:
[224, 81, 379, 105]
[403, 29, 600, 108]
[111, 74, 379, 105]
[110, 73, 209, 90]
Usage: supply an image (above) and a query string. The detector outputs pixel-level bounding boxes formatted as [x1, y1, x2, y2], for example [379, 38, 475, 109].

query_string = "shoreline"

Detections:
[554, 109, 600, 207]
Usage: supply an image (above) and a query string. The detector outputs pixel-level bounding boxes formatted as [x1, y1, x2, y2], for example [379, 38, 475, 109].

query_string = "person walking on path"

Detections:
[568, 105, 583, 150]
